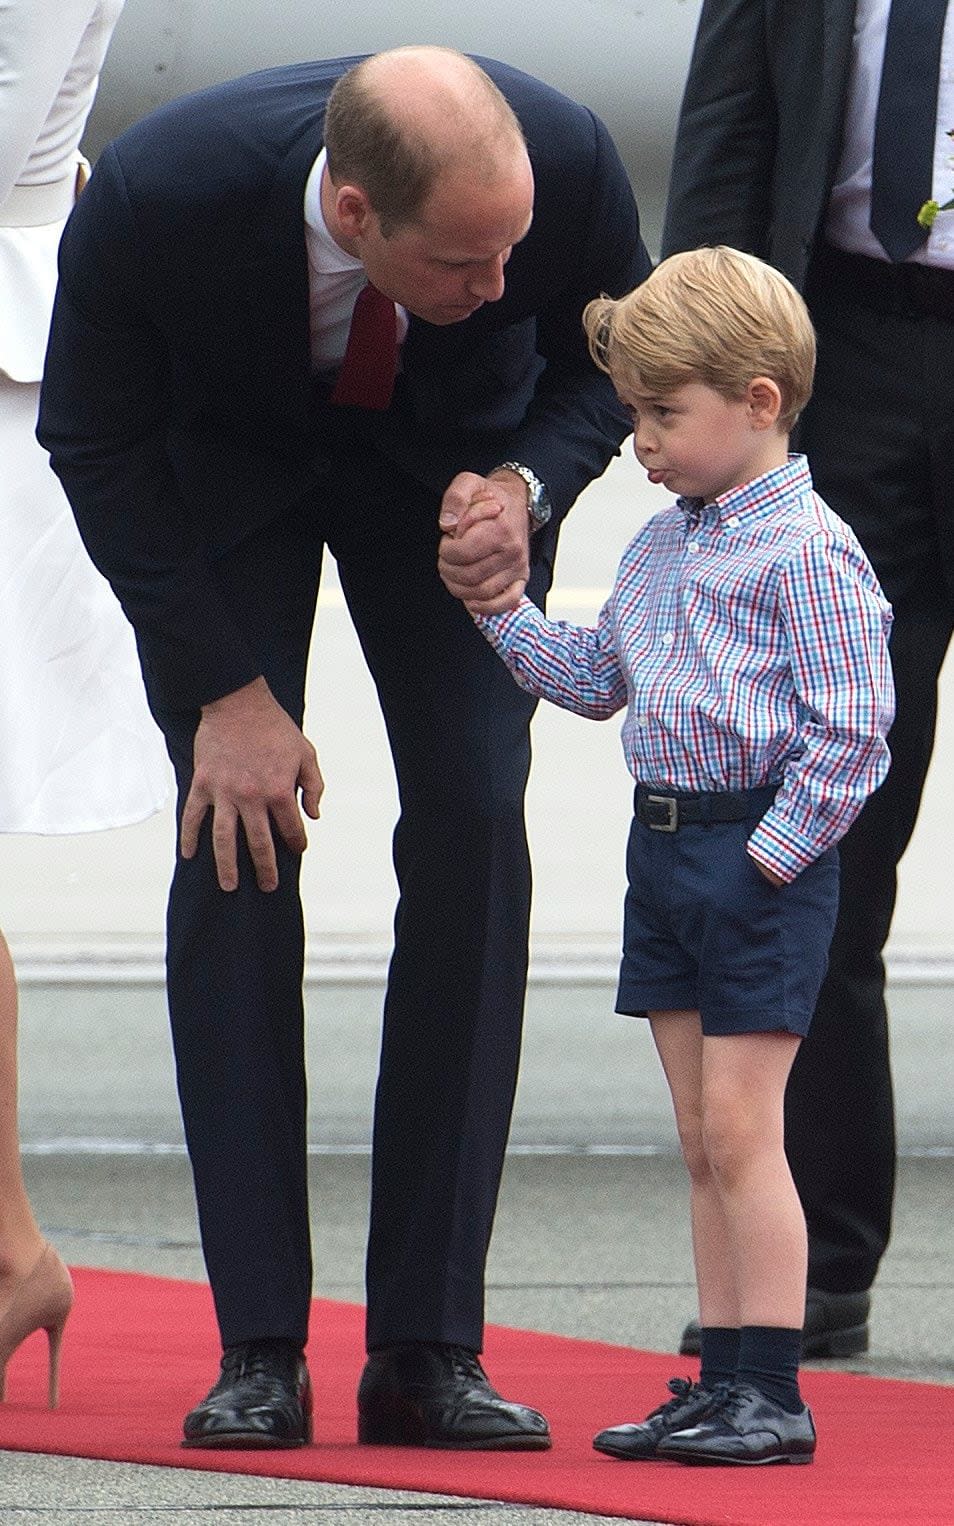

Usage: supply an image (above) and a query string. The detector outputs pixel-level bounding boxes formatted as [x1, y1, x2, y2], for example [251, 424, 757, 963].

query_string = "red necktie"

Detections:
[330, 282, 398, 409]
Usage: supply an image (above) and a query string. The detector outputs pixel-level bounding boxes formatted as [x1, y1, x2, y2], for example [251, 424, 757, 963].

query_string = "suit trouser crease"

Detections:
[789, 276, 954, 1292]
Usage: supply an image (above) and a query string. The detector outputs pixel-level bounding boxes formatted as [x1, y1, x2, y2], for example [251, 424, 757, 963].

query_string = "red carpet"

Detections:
[0, 1267, 948, 1524]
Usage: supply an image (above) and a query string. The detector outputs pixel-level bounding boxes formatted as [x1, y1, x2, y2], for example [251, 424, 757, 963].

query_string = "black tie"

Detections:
[870, 0, 949, 262]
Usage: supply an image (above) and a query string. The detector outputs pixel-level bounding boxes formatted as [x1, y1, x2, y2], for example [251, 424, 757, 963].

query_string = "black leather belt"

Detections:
[634, 784, 778, 832]
[809, 242, 954, 323]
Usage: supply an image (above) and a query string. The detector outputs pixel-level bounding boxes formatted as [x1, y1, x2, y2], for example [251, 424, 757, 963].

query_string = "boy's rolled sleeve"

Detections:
[745, 533, 895, 881]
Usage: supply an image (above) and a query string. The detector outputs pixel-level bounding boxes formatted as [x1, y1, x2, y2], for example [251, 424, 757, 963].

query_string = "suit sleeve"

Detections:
[37, 145, 263, 711]
[661, 0, 777, 259]
[486, 111, 652, 524]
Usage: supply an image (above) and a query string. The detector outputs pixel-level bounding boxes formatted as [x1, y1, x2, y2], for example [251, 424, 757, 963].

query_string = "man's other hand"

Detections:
[180, 676, 324, 892]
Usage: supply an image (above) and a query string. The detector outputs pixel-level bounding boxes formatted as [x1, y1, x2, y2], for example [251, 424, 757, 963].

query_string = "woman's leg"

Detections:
[0, 932, 44, 1283]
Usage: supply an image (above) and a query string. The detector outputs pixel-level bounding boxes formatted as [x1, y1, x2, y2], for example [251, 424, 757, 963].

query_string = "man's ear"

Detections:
[746, 376, 783, 430]
[334, 184, 372, 242]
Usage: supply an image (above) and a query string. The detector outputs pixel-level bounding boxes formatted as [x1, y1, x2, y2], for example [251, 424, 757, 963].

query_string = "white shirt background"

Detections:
[303, 146, 407, 372]
[825, 0, 954, 267]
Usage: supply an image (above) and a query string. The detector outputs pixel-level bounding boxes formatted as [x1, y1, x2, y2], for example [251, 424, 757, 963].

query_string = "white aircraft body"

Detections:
[85, 0, 707, 250]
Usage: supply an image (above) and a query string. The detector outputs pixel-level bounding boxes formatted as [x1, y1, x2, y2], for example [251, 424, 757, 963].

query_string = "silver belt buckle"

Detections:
[647, 794, 678, 831]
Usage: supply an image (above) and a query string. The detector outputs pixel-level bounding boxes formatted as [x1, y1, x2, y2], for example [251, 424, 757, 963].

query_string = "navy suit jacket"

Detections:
[38, 56, 649, 710]
[662, 0, 858, 287]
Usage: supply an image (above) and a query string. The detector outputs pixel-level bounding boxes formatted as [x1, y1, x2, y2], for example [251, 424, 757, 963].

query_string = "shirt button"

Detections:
[726, 514, 740, 529]
[661, 631, 674, 647]
[687, 541, 699, 554]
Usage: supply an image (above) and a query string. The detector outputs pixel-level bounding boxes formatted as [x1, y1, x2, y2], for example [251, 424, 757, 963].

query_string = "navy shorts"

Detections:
[615, 792, 840, 1037]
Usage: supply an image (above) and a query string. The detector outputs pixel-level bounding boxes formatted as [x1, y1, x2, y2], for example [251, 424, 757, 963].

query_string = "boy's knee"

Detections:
[677, 1117, 709, 1182]
[701, 1111, 758, 1188]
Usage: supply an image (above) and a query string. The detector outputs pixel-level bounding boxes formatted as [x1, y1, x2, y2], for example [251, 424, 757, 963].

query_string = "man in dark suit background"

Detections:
[38, 46, 649, 1448]
[663, 0, 954, 1358]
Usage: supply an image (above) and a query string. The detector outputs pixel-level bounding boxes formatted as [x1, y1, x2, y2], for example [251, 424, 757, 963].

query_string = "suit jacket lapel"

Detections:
[233, 125, 324, 438]
[820, 0, 860, 189]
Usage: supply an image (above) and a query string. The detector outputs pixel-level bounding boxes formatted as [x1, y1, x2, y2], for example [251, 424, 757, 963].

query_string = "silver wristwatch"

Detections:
[493, 461, 552, 531]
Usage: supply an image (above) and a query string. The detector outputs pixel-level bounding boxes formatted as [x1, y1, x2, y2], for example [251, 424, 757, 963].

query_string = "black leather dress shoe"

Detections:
[182, 1340, 312, 1449]
[678, 1287, 871, 1359]
[357, 1342, 551, 1449]
[658, 1382, 816, 1465]
[593, 1377, 714, 1460]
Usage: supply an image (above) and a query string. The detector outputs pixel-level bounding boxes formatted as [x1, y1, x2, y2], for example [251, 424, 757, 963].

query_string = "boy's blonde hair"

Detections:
[583, 246, 815, 431]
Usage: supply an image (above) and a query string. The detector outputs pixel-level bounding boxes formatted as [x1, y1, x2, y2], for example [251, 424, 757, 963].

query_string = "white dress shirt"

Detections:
[303, 147, 407, 372]
[825, 0, 954, 268]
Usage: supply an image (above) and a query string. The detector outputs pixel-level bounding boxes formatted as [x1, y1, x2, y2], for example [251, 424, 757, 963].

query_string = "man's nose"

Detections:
[468, 255, 506, 302]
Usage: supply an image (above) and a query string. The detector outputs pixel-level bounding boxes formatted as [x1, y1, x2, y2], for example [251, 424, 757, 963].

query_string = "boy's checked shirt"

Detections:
[477, 455, 895, 883]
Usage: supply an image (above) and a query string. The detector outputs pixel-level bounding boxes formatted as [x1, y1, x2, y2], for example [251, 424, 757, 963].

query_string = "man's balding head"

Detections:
[324, 47, 528, 235]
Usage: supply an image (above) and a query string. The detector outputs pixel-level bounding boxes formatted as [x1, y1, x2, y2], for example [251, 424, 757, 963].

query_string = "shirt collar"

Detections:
[677, 454, 812, 528]
[303, 147, 364, 275]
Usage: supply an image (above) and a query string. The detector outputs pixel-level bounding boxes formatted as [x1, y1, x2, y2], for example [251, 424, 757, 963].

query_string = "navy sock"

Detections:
[736, 1325, 802, 1412]
[698, 1326, 740, 1392]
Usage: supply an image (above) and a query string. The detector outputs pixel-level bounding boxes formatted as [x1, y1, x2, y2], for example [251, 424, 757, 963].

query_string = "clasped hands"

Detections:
[181, 471, 527, 892]
[437, 467, 532, 616]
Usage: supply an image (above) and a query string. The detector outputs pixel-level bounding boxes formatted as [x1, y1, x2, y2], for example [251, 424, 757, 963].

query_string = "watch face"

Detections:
[528, 479, 552, 525]
[498, 462, 551, 525]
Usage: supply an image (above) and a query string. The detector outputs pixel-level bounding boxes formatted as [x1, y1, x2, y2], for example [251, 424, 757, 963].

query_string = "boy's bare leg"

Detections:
[701, 1030, 806, 1329]
[649, 1011, 739, 1327]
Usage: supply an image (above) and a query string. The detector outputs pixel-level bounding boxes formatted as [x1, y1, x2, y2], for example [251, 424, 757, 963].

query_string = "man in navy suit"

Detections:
[663, 0, 954, 1361]
[39, 47, 649, 1447]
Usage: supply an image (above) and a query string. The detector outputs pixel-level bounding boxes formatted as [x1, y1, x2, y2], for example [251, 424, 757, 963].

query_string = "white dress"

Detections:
[0, 0, 169, 832]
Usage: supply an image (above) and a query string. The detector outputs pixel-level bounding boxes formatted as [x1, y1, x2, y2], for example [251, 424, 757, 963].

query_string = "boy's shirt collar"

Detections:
[677, 453, 810, 528]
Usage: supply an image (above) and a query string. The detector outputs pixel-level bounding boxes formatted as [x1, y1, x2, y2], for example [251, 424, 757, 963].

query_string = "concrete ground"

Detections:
[3, 976, 952, 1524]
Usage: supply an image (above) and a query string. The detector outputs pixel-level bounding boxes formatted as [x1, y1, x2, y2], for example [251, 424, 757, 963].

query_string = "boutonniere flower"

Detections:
[918, 128, 954, 230]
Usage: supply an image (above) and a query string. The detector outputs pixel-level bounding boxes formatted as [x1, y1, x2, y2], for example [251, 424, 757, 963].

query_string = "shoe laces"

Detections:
[416, 1343, 495, 1392]
[706, 1381, 748, 1423]
[220, 1341, 299, 1384]
[650, 1375, 705, 1420]
[442, 1344, 490, 1384]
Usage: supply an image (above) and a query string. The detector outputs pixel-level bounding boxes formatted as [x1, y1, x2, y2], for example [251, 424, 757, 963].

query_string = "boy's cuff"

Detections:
[746, 814, 816, 883]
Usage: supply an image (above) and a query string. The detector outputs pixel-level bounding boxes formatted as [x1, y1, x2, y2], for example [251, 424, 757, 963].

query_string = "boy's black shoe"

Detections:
[593, 1377, 714, 1460]
[678, 1287, 871, 1358]
[658, 1382, 816, 1465]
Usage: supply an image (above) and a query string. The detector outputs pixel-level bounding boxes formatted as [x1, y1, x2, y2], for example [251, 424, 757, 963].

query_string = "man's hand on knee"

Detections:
[180, 676, 324, 892]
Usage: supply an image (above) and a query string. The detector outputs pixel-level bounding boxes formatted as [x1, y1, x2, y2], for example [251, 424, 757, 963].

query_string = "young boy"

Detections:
[437, 246, 894, 1465]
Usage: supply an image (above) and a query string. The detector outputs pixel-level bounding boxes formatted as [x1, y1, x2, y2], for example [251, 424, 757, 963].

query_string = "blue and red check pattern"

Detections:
[478, 456, 894, 882]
